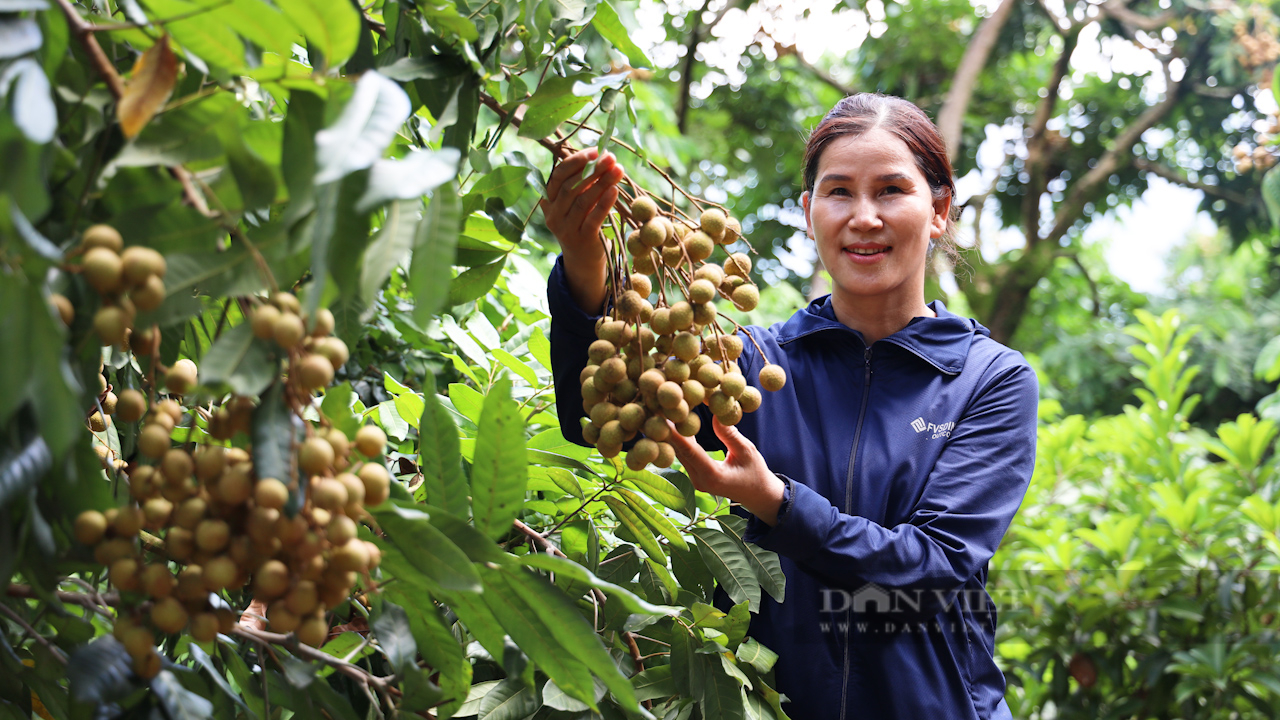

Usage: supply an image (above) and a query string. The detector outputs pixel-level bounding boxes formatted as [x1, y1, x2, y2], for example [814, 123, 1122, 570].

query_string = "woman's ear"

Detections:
[930, 194, 951, 239]
[801, 190, 814, 239]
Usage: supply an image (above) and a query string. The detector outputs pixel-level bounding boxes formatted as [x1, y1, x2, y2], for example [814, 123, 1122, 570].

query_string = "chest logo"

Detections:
[910, 417, 954, 439]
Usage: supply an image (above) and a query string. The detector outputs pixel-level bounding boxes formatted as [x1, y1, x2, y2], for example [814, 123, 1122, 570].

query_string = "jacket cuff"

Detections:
[547, 255, 603, 340]
[742, 475, 834, 562]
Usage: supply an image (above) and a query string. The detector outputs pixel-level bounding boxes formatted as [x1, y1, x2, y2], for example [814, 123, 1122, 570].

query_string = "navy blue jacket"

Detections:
[548, 258, 1038, 719]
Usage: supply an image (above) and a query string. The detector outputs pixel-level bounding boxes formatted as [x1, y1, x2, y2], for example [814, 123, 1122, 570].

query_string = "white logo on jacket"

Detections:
[910, 417, 954, 439]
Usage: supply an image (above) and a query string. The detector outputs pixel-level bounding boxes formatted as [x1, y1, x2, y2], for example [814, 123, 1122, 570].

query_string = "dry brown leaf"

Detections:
[117, 34, 178, 140]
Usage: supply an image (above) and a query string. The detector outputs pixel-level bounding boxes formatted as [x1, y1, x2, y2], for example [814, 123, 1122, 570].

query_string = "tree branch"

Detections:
[1044, 60, 1188, 246]
[1068, 253, 1102, 317]
[1022, 28, 1079, 247]
[938, 0, 1019, 163]
[675, 0, 714, 135]
[1133, 158, 1253, 207]
[1099, 0, 1177, 32]
[786, 50, 853, 97]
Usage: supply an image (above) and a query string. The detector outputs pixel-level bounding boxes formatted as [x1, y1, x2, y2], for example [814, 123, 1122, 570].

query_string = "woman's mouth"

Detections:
[844, 245, 889, 263]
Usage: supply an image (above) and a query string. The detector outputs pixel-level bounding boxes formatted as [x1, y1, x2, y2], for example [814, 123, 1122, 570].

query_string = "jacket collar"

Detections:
[774, 295, 988, 375]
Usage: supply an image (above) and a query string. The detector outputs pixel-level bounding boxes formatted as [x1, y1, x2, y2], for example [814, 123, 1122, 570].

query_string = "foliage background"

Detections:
[4, 0, 1280, 717]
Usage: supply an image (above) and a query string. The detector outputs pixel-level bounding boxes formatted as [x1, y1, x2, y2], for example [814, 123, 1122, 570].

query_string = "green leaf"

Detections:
[624, 470, 687, 514]
[528, 326, 552, 371]
[197, 323, 278, 396]
[252, 382, 305, 515]
[142, 0, 246, 71]
[470, 377, 527, 540]
[526, 448, 601, 477]
[718, 515, 785, 603]
[417, 374, 469, 517]
[372, 601, 417, 672]
[735, 639, 778, 674]
[356, 147, 461, 212]
[274, 0, 361, 68]
[694, 652, 746, 720]
[478, 679, 541, 719]
[373, 505, 483, 592]
[692, 527, 761, 612]
[543, 466, 584, 499]
[518, 74, 592, 139]
[5, 59, 55, 144]
[669, 626, 692, 696]
[632, 665, 674, 701]
[490, 347, 538, 385]
[152, 670, 215, 720]
[604, 495, 665, 564]
[359, 199, 419, 304]
[465, 165, 528, 209]
[486, 565, 642, 713]
[448, 382, 485, 424]
[410, 183, 462, 324]
[315, 71, 410, 183]
[520, 554, 679, 617]
[448, 258, 506, 306]
[669, 541, 715, 603]
[478, 568, 598, 706]
[1264, 165, 1280, 230]
[615, 486, 688, 549]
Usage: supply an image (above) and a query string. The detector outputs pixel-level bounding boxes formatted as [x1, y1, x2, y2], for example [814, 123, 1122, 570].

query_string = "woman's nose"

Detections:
[847, 196, 882, 232]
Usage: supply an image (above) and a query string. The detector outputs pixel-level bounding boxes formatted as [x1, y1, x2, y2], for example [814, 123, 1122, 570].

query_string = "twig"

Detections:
[232, 624, 395, 692]
[0, 603, 69, 664]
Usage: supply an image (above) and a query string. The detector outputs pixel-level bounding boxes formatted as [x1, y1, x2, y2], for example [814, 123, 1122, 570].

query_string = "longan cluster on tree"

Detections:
[580, 194, 787, 471]
[65, 226, 386, 679]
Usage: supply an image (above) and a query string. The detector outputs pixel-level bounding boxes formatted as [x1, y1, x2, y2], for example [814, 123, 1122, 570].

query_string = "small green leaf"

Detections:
[448, 258, 506, 306]
[410, 184, 463, 323]
[718, 515, 785, 603]
[478, 679, 541, 719]
[735, 639, 778, 674]
[615, 487, 688, 549]
[518, 74, 592, 139]
[373, 505, 483, 592]
[470, 377, 527, 540]
[198, 323, 278, 396]
[359, 199, 419, 304]
[604, 495, 665, 564]
[315, 71, 410, 183]
[490, 347, 538, 385]
[692, 527, 761, 612]
[520, 554, 679, 617]
[275, 0, 361, 68]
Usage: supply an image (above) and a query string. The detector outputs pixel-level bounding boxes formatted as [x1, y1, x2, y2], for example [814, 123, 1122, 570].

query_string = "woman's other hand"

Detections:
[666, 416, 787, 526]
[541, 148, 624, 313]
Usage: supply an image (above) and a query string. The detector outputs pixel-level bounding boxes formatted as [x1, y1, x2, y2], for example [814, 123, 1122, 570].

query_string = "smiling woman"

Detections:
[544, 92, 1039, 720]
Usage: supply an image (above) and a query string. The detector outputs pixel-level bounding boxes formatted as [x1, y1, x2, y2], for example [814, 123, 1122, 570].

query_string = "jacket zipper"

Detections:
[839, 346, 873, 719]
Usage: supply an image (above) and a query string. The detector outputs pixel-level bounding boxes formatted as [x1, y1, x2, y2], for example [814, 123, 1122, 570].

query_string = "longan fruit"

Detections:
[618, 403, 646, 432]
[216, 466, 252, 505]
[697, 362, 724, 388]
[88, 411, 108, 433]
[315, 337, 350, 370]
[164, 527, 195, 561]
[724, 216, 742, 243]
[83, 247, 124, 294]
[358, 462, 391, 507]
[251, 304, 281, 340]
[739, 385, 762, 413]
[296, 354, 335, 389]
[309, 307, 335, 337]
[50, 293, 74, 326]
[296, 613, 331, 647]
[336, 474, 365, 512]
[325, 428, 350, 459]
[598, 420, 624, 448]
[268, 602, 300, 633]
[650, 307, 674, 335]
[129, 274, 166, 312]
[94, 538, 134, 566]
[285, 580, 319, 616]
[681, 379, 706, 407]
[662, 399, 690, 424]
[759, 364, 787, 392]
[688, 279, 716, 304]
[631, 196, 659, 224]
[638, 369, 666, 396]
[614, 378, 639, 403]
[93, 306, 130, 346]
[732, 284, 759, 312]
[718, 401, 744, 427]
[165, 359, 198, 396]
[685, 231, 714, 262]
[172, 497, 208, 530]
[160, 448, 193, 482]
[694, 263, 724, 286]
[582, 423, 601, 445]
[254, 559, 290, 599]
[74, 510, 108, 546]
[330, 538, 371, 573]
[193, 445, 225, 482]
[109, 557, 141, 592]
[270, 291, 301, 315]
[151, 597, 188, 634]
[673, 332, 700, 362]
[120, 626, 155, 662]
[203, 556, 238, 591]
[129, 325, 156, 356]
[311, 477, 348, 511]
[120, 246, 166, 285]
[656, 381, 684, 409]
[113, 504, 144, 537]
[195, 519, 231, 552]
[299, 437, 335, 475]
[81, 224, 124, 253]
[327, 515, 358, 546]
[616, 290, 645, 320]
[674, 413, 701, 437]
[655, 442, 676, 468]
[725, 252, 752, 277]
[669, 302, 694, 331]
[630, 273, 653, 297]
[273, 313, 306, 348]
[133, 649, 162, 680]
[355, 425, 387, 458]
[720, 372, 747, 399]
[699, 208, 727, 240]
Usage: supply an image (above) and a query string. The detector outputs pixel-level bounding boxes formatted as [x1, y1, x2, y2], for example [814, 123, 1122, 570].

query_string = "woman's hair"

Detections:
[803, 94, 959, 261]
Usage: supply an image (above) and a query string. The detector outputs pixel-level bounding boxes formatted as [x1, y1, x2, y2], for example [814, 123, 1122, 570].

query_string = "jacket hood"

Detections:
[774, 295, 989, 375]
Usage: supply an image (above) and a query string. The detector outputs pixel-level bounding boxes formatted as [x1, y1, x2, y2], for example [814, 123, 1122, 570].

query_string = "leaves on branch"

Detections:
[118, 34, 178, 139]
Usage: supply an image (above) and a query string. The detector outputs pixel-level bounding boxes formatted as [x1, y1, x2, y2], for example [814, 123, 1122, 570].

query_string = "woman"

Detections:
[542, 94, 1037, 719]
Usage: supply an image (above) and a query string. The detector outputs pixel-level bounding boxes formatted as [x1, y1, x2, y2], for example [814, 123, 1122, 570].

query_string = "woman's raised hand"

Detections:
[540, 148, 625, 313]
[665, 416, 787, 526]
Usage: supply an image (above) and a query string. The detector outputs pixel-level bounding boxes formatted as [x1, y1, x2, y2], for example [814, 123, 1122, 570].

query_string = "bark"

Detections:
[937, 0, 1019, 164]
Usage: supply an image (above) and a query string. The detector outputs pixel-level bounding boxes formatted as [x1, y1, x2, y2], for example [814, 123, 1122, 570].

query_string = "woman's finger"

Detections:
[711, 416, 759, 460]
[665, 423, 720, 480]
[546, 149, 598, 203]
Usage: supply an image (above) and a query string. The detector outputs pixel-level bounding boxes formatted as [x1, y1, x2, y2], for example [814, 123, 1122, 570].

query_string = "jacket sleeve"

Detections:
[743, 359, 1038, 594]
[548, 255, 724, 452]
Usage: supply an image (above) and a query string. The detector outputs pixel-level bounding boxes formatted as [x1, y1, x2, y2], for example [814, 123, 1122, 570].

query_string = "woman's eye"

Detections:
[883, 186, 903, 195]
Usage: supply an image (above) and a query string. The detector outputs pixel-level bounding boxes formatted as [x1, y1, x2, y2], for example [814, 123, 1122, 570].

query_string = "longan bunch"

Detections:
[248, 292, 350, 391]
[1234, 17, 1280, 71]
[580, 196, 788, 470]
[68, 224, 168, 348]
[74, 410, 391, 677]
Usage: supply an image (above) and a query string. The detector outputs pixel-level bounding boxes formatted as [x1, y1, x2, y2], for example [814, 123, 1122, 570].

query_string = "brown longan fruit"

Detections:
[314, 337, 350, 370]
[297, 354, 335, 389]
[193, 445, 225, 482]
[172, 497, 207, 531]
[656, 381, 684, 409]
[309, 307, 335, 337]
[216, 466, 252, 505]
[688, 279, 716, 304]
[336, 473, 365, 512]
[129, 325, 156, 356]
[717, 400, 744, 427]
[254, 560, 290, 599]
[630, 273, 653, 298]
[330, 538, 371, 573]
[739, 385, 762, 413]
[685, 231, 714, 262]
[195, 519, 230, 552]
[285, 580, 319, 616]
[732, 284, 760, 312]
[355, 425, 387, 458]
[311, 477, 348, 512]
[759, 364, 786, 392]
[164, 527, 195, 561]
[697, 362, 724, 388]
[724, 216, 742, 243]
[253, 478, 288, 511]
[83, 247, 124, 294]
[625, 438, 660, 471]
[358, 462, 391, 507]
[246, 507, 280, 544]
[327, 515, 358, 546]
[631, 196, 659, 224]
[616, 290, 645, 320]
[203, 556, 238, 591]
[598, 420, 624, 447]
[694, 263, 724, 286]
[271, 291, 301, 315]
[650, 307, 674, 335]
[120, 246, 166, 285]
[74, 510, 107, 546]
[681, 379, 706, 407]
[151, 597, 188, 634]
[268, 602, 300, 633]
[720, 372, 747, 399]
[725, 252, 752, 277]
[133, 649, 162, 680]
[82, 224, 124, 253]
[699, 208, 727, 240]
[160, 448, 192, 482]
[675, 413, 701, 437]
[325, 428, 350, 459]
[140, 563, 175, 599]
[296, 614, 330, 648]
[655, 442, 676, 468]
[88, 411, 108, 433]
[673, 332, 700, 362]
[51, 293, 74, 326]
[120, 626, 155, 662]
[598, 357, 627, 385]
[165, 359, 198, 396]
[94, 538, 134, 566]
[299, 437, 335, 475]
[582, 423, 601, 445]
[618, 403, 646, 432]
[109, 557, 141, 592]
[93, 306, 130, 346]
[251, 304, 281, 340]
[669, 302, 694, 331]
[129, 274, 166, 312]
[273, 313, 306, 348]
[662, 399, 690, 424]
[113, 504, 144, 537]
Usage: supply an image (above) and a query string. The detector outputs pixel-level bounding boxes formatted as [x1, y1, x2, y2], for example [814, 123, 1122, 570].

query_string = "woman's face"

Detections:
[802, 128, 948, 313]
